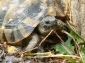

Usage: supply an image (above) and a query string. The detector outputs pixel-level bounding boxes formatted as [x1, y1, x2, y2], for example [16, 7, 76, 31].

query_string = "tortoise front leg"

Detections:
[23, 33, 40, 51]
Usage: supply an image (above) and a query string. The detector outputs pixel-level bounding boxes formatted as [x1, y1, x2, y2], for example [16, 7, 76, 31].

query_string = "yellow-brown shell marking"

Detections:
[0, 0, 65, 44]
[0, 0, 46, 43]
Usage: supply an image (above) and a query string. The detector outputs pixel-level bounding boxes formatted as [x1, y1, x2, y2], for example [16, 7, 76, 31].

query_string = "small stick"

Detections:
[62, 30, 81, 55]
[53, 30, 75, 55]
[21, 30, 54, 55]
[53, 30, 65, 44]
[26, 54, 81, 60]
[0, 50, 4, 58]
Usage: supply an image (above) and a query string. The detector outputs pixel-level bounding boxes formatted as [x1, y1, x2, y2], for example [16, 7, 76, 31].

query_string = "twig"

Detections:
[21, 30, 54, 55]
[0, 50, 4, 58]
[53, 30, 65, 44]
[62, 30, 81, 55]
[26, 54, 81, 59]
[53, 30, 75, 55]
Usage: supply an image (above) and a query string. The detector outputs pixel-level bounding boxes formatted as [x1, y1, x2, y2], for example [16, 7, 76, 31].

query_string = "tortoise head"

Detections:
[38, 16, 57, 35]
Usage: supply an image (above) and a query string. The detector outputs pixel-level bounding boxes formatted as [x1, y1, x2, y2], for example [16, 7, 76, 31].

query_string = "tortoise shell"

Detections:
[0, 0, 65, 44]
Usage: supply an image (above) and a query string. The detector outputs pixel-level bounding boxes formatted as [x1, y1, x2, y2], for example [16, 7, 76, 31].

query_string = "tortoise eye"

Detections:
[45, 21, 50, 24]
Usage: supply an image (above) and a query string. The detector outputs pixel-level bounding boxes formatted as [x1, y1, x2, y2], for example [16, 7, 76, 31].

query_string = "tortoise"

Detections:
[0, 0, 66, 50]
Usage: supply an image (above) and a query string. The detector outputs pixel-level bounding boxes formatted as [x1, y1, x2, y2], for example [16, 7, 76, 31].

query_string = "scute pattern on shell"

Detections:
[0, 0, 65, 44]
[0, 0, 48, 43]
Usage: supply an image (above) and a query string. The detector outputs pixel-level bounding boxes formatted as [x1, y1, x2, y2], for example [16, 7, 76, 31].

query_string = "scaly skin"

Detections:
[24, 16, 67, 50]
[24, 16, 57, 50]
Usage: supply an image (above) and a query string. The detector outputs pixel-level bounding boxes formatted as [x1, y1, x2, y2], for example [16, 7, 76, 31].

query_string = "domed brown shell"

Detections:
[0, 0, 48, 44]
[0, 0, 65, 44]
